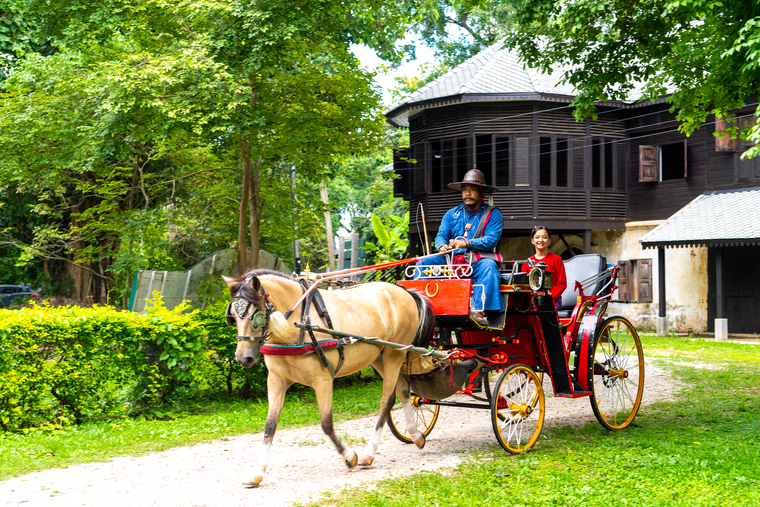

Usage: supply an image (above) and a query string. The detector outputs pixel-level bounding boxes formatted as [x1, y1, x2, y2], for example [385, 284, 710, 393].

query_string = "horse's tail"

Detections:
[406, 289, 436, 349]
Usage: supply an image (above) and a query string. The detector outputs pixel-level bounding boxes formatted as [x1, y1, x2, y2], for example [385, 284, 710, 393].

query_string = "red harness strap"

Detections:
[260, 340, 340, 356]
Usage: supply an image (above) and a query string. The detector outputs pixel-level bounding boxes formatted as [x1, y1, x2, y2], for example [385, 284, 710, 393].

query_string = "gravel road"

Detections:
[1, 362, 673, 507]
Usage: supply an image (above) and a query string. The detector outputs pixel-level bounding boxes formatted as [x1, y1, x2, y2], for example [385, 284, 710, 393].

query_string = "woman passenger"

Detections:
[522, 226, 567, 311]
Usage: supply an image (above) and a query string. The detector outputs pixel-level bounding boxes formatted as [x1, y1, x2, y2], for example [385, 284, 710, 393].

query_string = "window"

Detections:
[592, 139, 601, 187]
[428, 135, 511, 192]
[475, 135, 493, 186]
[539, 137, 552, 186]
[413, 143, 426, 193]
[604, 141, 614, 188]
[538, 136, 569, 187]
[617, 259, 652, 303]
[430, 138, 469, 192]
[556, 138, 568, 187]
[494, 137, 510, 186]
[638, 141, 687, 182]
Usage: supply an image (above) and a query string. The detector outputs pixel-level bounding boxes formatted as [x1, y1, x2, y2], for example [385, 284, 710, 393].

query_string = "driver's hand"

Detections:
[448, 239, 468, 250]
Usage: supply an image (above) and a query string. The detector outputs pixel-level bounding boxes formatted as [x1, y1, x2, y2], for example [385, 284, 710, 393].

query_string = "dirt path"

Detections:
[1, 363, 674, 507]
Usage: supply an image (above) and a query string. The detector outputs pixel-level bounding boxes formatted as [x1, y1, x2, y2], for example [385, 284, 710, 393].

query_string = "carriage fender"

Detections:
[575, 314, 600, 392]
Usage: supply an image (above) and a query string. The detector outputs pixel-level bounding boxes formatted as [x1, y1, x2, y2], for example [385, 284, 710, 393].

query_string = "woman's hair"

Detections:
[531, 225, 551, 238]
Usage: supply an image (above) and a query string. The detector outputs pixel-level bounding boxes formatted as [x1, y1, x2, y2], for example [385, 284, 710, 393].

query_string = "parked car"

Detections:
[0, 285, 39, 308]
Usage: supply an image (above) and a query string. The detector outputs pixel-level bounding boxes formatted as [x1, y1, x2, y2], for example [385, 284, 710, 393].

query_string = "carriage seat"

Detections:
[499, 272, 528, 285]
[557, 254, 607, 319]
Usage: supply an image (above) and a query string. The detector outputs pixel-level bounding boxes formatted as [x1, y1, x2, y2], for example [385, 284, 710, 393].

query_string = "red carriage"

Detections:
[387, 253, 645, 454]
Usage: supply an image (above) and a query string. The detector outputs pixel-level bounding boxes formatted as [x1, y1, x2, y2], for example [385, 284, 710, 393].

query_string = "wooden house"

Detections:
[385, 44, 760, 335]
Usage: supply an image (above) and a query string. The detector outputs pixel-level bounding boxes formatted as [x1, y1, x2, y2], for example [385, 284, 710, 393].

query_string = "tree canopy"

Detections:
[0, 0, 414, 301]
[505, 0, 760, 144]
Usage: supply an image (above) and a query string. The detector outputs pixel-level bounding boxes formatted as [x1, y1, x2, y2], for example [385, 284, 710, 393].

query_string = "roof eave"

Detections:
[641, 239, 760, 249]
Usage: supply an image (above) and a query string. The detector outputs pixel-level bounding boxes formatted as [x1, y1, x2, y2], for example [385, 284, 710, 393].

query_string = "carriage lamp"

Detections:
[529, 262, 552, 292]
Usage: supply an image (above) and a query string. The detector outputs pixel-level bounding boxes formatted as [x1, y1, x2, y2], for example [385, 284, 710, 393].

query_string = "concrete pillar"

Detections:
[656, 316, 668, 336]
[657, 246, 667, 335]
[715, 318, 728, 340]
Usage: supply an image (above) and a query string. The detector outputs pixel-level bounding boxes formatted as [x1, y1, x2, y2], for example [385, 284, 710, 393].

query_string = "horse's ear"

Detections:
[250, 276, 261, 292]
[222, 275, 236, 288]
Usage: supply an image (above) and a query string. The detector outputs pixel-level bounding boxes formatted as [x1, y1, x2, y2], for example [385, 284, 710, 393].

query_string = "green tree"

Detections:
[17, 0, 412, 276]
[0, 46, 232, 302]
[505, 0, 760, 146]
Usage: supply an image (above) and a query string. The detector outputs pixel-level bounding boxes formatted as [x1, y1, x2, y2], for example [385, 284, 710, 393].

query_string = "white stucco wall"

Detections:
[499, 223, 709, 332]
[595, 222, 708, 333]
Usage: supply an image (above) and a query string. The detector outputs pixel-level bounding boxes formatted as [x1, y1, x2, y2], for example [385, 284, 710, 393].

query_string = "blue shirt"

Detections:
[435, 203, 503, 253]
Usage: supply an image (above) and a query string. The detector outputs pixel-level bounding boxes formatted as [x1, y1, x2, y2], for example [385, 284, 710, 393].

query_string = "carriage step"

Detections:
[571, 378, 592, 396]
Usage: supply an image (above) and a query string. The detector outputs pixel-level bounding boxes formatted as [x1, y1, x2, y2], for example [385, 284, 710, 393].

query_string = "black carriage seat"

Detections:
[557, 254, 607, 319]
[498, 260, 529, 285]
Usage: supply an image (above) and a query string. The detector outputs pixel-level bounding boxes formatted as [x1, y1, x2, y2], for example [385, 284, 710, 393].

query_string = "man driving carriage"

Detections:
[414, 167, 504, 327]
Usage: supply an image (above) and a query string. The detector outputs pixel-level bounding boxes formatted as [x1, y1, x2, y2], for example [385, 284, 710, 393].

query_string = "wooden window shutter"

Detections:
[739, 114, 757, 149]
[515, 136, 530, 186]
[637, 259, 653, 302]
[715, 117, 739, 152]
[638, 145, 658, 182]
[617, 260, 631, 302]
[683, 139, 688, 178]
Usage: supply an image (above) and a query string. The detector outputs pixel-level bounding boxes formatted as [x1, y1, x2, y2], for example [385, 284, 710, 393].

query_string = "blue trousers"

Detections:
[414, 256, 505, 313]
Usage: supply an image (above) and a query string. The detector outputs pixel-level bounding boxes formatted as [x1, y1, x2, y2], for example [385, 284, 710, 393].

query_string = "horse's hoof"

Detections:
[243, 475, 263, 488]
[343, 450, 358, 468]
[357, 454, 374, 467]
[413, 433, 426, 449]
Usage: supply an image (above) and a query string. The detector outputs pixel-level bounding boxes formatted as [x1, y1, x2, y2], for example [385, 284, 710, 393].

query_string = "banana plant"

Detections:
[363, 212, 409, 264]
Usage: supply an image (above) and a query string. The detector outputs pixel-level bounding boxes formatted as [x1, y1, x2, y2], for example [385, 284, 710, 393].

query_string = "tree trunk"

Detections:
[238, 141, 251, 275]
[248, 147, 264, 270]
[249, 169, 260, 269]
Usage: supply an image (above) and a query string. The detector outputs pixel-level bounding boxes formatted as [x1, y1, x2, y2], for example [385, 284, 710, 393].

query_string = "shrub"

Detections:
[0, 295, 212, 432]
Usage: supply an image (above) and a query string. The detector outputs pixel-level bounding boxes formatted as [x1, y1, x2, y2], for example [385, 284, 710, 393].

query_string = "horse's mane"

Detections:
[228, 269, 294, 307]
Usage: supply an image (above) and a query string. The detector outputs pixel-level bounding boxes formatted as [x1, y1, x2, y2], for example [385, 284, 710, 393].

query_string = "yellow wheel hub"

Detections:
[509, 402, 532, 418]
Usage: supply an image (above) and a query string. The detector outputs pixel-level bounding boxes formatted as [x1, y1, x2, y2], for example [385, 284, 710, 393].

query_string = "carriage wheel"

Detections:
[386, 395, 440, 444]
[485, 370, 544, 407]
[589, 316, 645, 430]
[490, 365, 545, 454]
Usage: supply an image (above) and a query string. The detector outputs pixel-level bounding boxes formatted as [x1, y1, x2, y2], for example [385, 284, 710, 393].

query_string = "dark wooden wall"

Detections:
[627, 105, 760, 222]
[398, 100, 760, 225]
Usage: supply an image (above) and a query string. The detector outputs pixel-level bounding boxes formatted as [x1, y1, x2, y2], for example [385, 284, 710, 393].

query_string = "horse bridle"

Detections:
[225, 277, 274, 344]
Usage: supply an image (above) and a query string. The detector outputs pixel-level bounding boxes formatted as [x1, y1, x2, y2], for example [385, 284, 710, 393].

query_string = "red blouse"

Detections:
[521, 252, 567, 302]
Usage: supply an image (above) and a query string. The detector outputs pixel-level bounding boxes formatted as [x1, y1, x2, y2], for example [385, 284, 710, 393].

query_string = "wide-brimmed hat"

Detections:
[447, 167, 499, 193]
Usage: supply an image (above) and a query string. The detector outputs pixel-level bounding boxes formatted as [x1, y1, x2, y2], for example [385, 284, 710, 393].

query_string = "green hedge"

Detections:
[0, 296, 265, 433]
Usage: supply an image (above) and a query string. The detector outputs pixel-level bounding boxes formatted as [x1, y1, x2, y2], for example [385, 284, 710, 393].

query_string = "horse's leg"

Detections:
[393, 371, 427, 449]
[312, 378, 358, 469]
[244, 374, 290, 488]
[357, 350, 422, 467]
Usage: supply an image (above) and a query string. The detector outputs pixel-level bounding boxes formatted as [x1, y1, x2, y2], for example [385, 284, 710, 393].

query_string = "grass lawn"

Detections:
[0, 370, 384, 480]
[302, 335, 760, 507]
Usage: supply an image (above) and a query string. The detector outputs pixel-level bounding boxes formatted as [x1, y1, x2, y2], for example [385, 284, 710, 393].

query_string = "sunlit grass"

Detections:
[0, 369, 383, 479]
[302, 336, 760, 507]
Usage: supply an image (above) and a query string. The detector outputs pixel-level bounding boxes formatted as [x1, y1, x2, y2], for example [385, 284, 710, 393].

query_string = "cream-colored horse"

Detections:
[222, 269, 435, 488]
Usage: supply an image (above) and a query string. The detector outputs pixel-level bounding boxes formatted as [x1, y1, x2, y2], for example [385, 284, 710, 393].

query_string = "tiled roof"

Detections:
[384, 43, 578, 127]
[384, 43, 656, 127]
[640, 187, 760, 248]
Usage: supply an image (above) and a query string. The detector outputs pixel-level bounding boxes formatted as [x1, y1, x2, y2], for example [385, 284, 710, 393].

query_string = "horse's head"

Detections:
[222, 273, 273, 368]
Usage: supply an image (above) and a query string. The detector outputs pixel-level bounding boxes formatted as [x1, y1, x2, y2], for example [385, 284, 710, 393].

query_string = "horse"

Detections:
[222, 269, 436, 488]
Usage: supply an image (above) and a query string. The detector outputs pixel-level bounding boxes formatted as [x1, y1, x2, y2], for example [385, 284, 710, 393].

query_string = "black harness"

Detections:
[295, 279, 345, 377]
[225, 276, 345, 377]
